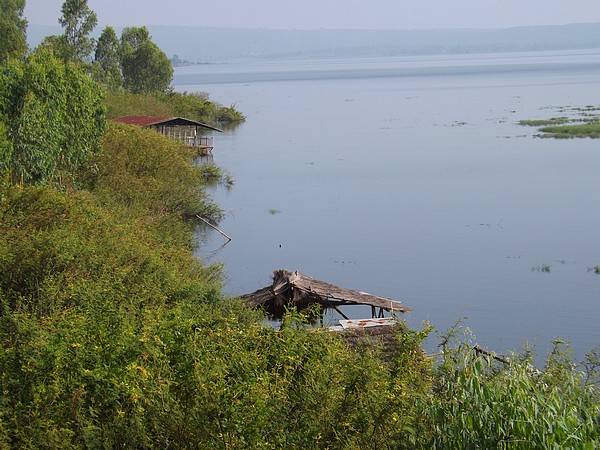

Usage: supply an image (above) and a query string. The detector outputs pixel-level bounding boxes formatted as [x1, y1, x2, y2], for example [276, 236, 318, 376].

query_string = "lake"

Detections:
[174, 50, 600, 358]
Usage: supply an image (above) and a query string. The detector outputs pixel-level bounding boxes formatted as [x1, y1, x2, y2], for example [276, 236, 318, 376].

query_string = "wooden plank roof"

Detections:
[112, 115, 223, 132]
[240, 269, 411, 316]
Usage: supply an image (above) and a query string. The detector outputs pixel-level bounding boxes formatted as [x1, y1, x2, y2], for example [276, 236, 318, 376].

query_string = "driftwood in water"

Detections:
[196, 214, 232, 242]
[240, 269, 410, 318]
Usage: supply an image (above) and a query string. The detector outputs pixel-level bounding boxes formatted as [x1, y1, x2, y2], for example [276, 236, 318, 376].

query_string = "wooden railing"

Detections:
[184, 136, 214, 148]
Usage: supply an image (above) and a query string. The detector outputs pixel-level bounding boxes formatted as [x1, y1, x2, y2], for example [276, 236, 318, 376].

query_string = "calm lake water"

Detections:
[174, 50, 600, 357]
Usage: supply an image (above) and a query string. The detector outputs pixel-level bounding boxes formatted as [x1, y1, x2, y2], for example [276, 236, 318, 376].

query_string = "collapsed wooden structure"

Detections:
[240, 269, 411, 320]
[112, 116, 223, 153]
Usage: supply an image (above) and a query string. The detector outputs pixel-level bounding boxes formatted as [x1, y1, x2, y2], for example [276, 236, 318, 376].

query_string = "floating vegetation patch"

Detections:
[519, 105, 600, 139]
[518, 117, 571, 126]
[587, 265, 600, 275]
[531, 264, 552, 273]
[574, 105, 600, 113]
[269, 209, 282, 215]
[538, 121, 600, 139]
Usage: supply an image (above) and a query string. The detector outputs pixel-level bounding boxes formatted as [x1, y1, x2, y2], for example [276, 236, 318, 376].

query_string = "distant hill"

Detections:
[27, 23, 600, 63]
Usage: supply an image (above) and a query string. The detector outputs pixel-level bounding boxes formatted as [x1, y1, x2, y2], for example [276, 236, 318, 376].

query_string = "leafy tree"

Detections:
[31, 34, 71, 61]
[0, 50, 106, 185]
[120, 27, 173, 94]
[0, 0, 27, 62]
[120, 25, 150, 50]
[92, 26, 123, 89]
[58, 0, 97, 62]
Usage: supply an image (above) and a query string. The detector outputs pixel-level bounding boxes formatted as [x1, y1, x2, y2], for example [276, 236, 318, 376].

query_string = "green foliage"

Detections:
[58, 0, 98, 62]
[0, 185, 222, 316]
[120, 26, 173, 94]
[104, 90, 245, 126]
[538, 121, 600, 139]
[103, 90, 173, 118]
[92, 26, 123, 89]
[0, 120, 12, 188]
[589, 265, 600, 275]
[31, 34, 67, 58]
[518, 108, 600, 138]
[93, 26, 243, 123]
[158, 91, 245, 124]
[94, 123, 222, 223]
[424, 327, 600, 449]
[0, 51, 106, 186]
[518, 117, 571, 126]
[1, 21, 596, 445]
[0, 298, 434, 448]
[0, 0, 27, 62]
[120, 25, 151, 50]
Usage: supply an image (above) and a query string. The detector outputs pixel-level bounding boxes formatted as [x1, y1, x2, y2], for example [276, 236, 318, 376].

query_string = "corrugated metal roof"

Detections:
[112, 115, 223, 132]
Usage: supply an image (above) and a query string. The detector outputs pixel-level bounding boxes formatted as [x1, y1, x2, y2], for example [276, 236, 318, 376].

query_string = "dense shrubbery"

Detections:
[0, 15, 597, 445]
[0, 50, 105, 186]
[0, 185, 222, 316]
[95, 123, 222, 221]
[104, 90, 244, 126]
[0, 295, 433, 448]
[1, 285, 598, 448]
[425, 328, 600, 449]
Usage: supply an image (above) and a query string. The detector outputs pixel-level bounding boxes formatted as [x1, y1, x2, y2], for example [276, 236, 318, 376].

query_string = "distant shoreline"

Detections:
[28, 22, 600, 64]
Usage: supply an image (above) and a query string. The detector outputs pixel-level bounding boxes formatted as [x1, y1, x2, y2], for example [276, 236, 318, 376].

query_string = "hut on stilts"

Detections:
[240, 269, 410, 322]
[241, 269, 413, 352]
[112, 116, 223, 154]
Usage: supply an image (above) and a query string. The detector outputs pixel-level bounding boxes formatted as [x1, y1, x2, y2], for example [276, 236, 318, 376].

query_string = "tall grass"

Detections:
[538, 122, 600, 139]
[518, 113, 600, 138]
[104, 90, 244, 125]
[424, 327, 600, 449]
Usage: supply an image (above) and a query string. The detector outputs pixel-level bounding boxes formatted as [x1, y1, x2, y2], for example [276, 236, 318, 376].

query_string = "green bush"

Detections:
[0, 185, 222, 317]
[94, 123, 222, 225]
[104, 90, 244, 126]
[0, 51, 106, 186]
[158, 91, 245, 125]
[424, 328, 600, 449]
[0, 302, 434, 448]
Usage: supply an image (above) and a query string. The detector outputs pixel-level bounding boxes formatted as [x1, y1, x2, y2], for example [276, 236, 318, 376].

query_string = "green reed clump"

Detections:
[423, 327, 600, 449]
[518, 107, 600, 138]
[538, 121, 600, 139]
[518, 117, 571, 126]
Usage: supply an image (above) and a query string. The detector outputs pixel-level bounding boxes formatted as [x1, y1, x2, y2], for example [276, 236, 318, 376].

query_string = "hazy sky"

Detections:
[24, 0, 600, 30]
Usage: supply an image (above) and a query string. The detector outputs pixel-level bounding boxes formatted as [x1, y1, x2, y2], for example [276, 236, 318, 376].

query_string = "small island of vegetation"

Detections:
[519, 105, 600, 138]
[0, 1, 598, 447]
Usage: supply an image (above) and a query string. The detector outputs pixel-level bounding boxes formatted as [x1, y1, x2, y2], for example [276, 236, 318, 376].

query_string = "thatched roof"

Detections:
[240, 269, 410, 318]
